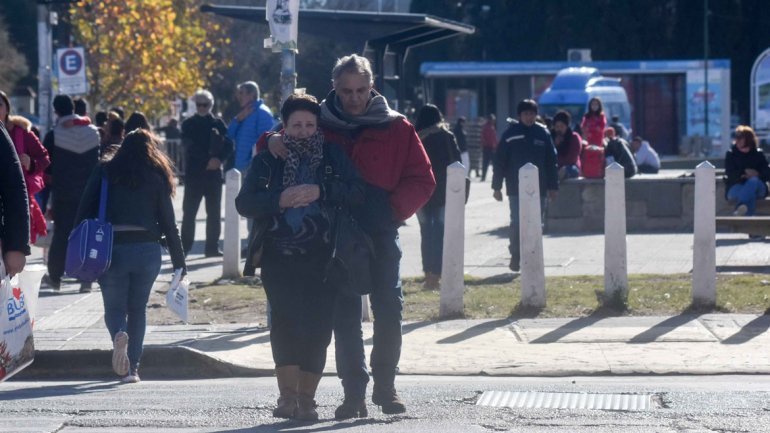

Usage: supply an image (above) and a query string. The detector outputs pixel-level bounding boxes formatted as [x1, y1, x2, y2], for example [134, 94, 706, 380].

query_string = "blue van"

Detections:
[538, 67, 632, 133]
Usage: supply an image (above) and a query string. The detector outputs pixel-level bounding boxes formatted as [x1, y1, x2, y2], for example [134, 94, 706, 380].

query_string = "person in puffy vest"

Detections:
[42, 94, 100, 291]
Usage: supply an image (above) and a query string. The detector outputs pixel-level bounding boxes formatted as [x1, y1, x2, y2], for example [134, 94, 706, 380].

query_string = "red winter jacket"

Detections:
[324, 118, 435, 222]
[580, 113, 607, 147]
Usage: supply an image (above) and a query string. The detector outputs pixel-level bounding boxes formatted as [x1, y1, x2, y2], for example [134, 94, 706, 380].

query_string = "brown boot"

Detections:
[272, 365, 299, 418]
[372, 382, 406, 414]
[423, 272, 440, 290]
[295, 371, 323, 421]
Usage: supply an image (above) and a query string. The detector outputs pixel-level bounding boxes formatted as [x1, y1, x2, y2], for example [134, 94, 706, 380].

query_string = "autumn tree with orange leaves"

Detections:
[69, 0, 231, 119]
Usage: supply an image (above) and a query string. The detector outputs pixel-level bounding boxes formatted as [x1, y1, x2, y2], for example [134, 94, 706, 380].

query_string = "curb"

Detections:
[16, 346, 274, 380]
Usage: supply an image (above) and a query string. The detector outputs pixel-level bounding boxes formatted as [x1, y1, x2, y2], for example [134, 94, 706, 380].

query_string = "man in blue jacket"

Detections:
[492, 99, 558, 272]
[227, 81, 275, 172]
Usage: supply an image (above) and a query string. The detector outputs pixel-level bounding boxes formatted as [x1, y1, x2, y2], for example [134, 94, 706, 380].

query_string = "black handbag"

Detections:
[243, 218, 269, 277]
[324, 206, 376, 296]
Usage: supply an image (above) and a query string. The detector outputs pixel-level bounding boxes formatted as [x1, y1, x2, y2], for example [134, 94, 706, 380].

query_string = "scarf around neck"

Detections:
[320, 90, 403, 131]
[282, 129, 324, 187]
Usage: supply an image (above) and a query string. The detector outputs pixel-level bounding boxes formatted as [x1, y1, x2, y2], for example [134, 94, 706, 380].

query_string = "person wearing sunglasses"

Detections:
[179, 89, 233, 257]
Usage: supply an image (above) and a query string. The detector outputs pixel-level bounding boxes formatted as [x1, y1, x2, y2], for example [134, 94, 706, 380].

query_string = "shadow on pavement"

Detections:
[628, 312, 702, 344]
[722, 314, 770, 345]
[180, 326, 271, 350]
[436, 318, 511, 344]
[528, 312, 608, 344]
[480, 226, 508, 239]
[0, 381, 120, 400]
[216, 417, 399, 432]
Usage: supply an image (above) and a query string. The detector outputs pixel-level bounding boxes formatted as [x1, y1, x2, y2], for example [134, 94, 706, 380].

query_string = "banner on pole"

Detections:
[266, 0, 299, 52]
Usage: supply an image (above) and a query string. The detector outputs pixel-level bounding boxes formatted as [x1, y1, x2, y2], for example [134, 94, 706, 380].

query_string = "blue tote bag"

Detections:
[65, 176, 113, 282]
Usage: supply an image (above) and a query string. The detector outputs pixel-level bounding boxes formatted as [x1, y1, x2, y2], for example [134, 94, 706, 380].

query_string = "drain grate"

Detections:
[476, 391, 658, 411]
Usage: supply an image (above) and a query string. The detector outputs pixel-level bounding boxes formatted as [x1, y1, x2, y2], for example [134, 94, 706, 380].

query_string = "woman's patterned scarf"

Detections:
[282, 129, 324, 187]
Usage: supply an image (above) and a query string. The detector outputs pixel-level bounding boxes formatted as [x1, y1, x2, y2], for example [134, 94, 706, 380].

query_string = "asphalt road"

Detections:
[2, 375, 770, 432]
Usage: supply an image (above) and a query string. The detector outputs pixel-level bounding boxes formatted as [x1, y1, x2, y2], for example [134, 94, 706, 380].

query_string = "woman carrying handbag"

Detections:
[75, 129, 186, 383]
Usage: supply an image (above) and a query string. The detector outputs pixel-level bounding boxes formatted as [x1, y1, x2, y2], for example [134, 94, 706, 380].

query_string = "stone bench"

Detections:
[546, 169, 734, 233]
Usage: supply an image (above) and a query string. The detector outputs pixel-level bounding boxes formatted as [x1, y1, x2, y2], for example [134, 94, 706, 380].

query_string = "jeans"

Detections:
[98, 242, 162, 369]
[508, 195, 547, 259]
[416, 206, 445, 275]
[181, 179, 222, 255]
[561, 164, 580, 179]
[727, 177, 767, 216]
[261, 251, 335, 374]
[637, 163, 659, 174]
[334, 229, 403, 398]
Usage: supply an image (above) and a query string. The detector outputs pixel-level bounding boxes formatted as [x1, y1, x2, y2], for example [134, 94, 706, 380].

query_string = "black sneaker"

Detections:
[334, 397, 368, 420]
[204, 250, 224, 257]
[79, 282, 93, 293]
[509, 257, 520, 272]
[372, 385, 406, 414]
[41, 274, 61, 291]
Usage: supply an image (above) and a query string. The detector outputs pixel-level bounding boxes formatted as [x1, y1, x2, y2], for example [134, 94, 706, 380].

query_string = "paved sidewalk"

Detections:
[16, 178, 770, 380]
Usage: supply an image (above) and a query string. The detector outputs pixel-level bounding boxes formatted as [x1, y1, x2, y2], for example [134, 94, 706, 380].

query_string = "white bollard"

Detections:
[518, 163, 546, 308]
[440, 162, 466, 318]
[223, 169, 242, 279]
[361, 295, 371, 322]
[604, 162, 628, 303]
[692, 161, 716, 306]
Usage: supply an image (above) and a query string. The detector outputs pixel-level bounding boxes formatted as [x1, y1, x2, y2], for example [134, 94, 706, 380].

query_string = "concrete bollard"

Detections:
[440, 162, 466, 318]
[223, 169, 242, 279]
[692, 161, 716, 306]
[518, 163, 546, 308]
[362, 295, 371, 322]
[604, 162, 628, 304]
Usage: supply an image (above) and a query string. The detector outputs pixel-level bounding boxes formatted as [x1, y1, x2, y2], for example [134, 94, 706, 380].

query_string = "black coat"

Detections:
[724, 144, 770, 199]
[235, 142, 365, 275]
[0, 123, 30, 255]
[419, 125, 461, 209]
[180, 113, 233, 181]
[492, 120, 558, 197]
[604, 137, 637, 178]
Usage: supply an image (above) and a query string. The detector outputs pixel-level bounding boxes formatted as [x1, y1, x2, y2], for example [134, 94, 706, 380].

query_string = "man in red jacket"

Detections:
[267, 54, 435, 418]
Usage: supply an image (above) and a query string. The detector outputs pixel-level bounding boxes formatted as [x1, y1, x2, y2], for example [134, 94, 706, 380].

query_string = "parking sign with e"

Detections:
[59, 49, 83, 76]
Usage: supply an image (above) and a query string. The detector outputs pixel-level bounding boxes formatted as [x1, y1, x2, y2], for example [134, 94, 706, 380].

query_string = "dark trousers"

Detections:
[181, 179, 222, 255]
[334, 230, 403, 398]
[481, 147, 495, 181]
[261, 251, 336, 374]
[508, 195, 547, 260]
[416, 206, 445, 275]
[637, 163, 659, 174]
[48, 196, 79, 282]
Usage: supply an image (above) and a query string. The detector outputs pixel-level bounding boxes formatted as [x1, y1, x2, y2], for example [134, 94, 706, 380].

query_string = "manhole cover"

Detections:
[476, 391, 659, 411]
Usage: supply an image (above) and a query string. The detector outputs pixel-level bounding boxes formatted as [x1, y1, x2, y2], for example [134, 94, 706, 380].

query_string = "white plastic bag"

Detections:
[166, 269, 189, 323]
[0, 260, 35, 381]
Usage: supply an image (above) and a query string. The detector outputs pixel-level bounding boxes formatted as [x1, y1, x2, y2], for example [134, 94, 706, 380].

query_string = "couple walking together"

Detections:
[236, 54, 436, 420]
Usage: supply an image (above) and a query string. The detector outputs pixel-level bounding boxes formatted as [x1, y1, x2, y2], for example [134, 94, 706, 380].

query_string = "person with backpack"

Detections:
[75, 129, 186, 383]
[236, 93, 365, 421]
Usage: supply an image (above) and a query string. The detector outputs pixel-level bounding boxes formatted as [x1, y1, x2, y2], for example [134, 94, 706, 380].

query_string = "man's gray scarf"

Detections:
[320, 90, 403, 131]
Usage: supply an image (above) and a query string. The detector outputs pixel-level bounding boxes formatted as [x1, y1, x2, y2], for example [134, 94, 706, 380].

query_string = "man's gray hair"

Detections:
[332, 54, 373, 85]
[193, 89, 214, 107]
[238, 81, 260, 99]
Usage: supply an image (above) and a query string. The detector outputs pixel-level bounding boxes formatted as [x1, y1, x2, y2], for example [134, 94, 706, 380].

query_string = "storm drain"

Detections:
[476, 391, 659, 411]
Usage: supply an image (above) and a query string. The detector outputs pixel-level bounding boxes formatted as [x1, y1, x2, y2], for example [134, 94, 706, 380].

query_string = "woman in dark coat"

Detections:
[235, 94, 365, 421]
[724, 125, 770, 217]
[415, 105, 461, 290]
